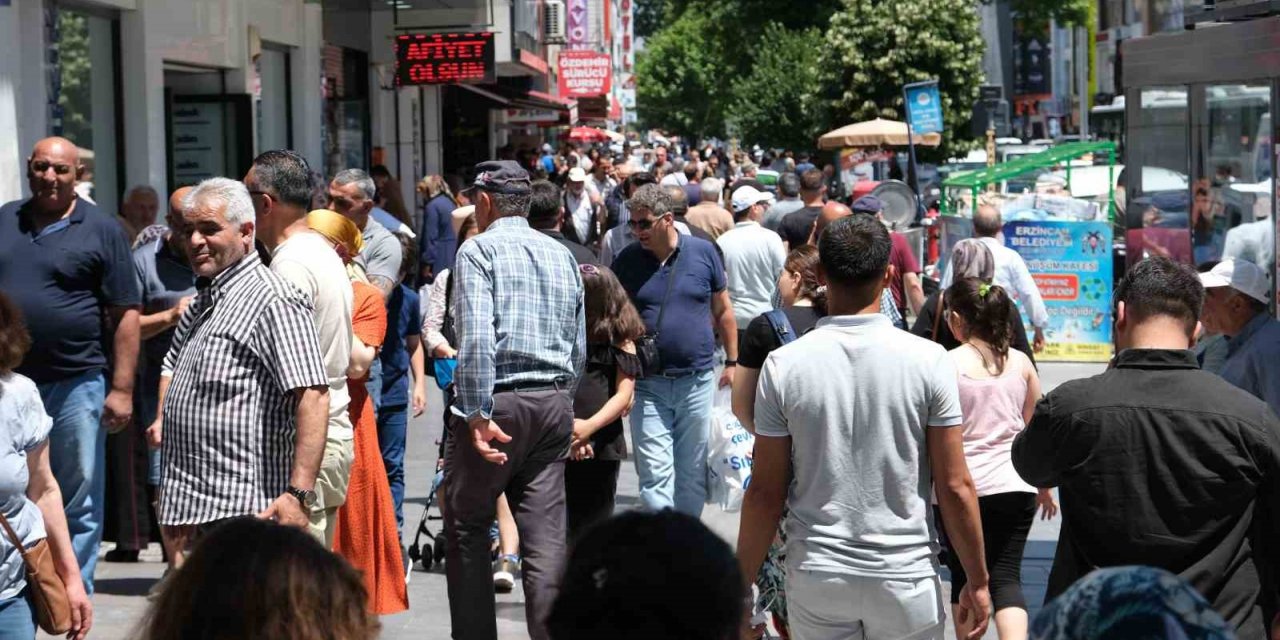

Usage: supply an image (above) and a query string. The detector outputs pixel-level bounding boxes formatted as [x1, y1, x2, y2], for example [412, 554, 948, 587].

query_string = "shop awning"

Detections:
[455, 84, 572, 113]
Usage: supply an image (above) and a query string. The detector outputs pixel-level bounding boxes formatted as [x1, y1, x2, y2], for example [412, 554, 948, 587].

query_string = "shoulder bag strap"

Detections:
[930, 292, 946, 342]
[652, 247, 683, 338]
[0, 511, 23, 552]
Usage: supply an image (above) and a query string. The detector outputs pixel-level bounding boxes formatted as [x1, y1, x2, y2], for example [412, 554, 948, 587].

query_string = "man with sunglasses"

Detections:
[0, 136, 142, 592]
[612, 184, 738, 517]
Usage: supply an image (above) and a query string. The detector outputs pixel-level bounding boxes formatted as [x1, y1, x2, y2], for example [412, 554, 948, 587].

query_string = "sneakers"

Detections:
[493, 554, 519, 593]
[104, 548, 140, 563]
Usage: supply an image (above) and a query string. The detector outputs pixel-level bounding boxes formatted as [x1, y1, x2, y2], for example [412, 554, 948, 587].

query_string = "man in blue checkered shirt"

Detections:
[444, 160, 585, 640]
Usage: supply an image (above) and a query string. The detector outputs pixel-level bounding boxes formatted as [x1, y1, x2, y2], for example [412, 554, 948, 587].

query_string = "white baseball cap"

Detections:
[1199, 258, 1271, 304]
[567, 167, 587, 182]
[731, 185, 773, 213]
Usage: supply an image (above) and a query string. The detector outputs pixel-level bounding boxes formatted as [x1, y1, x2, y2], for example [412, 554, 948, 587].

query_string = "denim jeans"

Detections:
[377, 403, 408, 533]
[368, 358, 384, 413]
[36, 370, 106, 594]
[0, 590, 35, 639]
[631, 369, 715, 517]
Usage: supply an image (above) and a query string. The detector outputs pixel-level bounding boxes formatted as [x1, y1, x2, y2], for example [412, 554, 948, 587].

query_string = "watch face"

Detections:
[303, 491, 318, 508]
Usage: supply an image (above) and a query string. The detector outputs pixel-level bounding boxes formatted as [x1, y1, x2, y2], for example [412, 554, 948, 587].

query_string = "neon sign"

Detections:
[395, 32, 496, 86]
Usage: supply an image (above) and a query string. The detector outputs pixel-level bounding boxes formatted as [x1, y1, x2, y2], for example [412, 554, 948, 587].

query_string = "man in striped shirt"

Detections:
[446, 160, 585, 640]
[147, 178, 329, 555]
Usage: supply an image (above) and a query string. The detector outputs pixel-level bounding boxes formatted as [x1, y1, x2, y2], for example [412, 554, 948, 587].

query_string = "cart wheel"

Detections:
[408, 542, 422, 564]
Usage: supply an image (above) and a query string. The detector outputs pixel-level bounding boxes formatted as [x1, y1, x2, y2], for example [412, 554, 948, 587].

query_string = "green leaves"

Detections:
[637, 0, 988, 158]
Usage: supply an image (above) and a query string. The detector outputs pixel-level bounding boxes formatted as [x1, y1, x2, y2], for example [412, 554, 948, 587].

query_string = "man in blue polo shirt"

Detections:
[0, 136, 141, 592]
[613, 183, 738, 517]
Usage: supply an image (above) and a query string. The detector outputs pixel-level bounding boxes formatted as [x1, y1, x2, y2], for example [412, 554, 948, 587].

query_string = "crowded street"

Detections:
[4, 0, 1280, 640]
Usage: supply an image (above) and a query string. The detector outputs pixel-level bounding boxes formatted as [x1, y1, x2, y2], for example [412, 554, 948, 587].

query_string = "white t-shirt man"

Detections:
[271, 231, 355, 441]
[716, 221, 785, 327]
[755, 314, 962, 635]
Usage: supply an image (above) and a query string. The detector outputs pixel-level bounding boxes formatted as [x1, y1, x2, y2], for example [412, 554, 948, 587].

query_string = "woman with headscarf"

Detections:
[912, 238, 1036, 363]
[417, 175, 458, 285]
[306, 210, 408, 615]
[1030, 566, 1234, 640]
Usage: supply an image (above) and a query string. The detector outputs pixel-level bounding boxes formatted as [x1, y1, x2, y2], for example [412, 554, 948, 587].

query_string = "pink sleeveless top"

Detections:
[956, 352, 1036, 497]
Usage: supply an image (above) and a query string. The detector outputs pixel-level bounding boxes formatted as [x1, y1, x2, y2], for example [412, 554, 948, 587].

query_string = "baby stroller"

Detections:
[407, 440, 449, 571]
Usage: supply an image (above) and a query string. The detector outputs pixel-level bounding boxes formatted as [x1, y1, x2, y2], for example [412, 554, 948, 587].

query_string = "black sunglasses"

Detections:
[628, 214, 668, 231]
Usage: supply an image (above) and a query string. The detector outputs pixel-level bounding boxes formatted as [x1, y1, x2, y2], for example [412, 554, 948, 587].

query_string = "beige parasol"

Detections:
[817, 118, 942, 149]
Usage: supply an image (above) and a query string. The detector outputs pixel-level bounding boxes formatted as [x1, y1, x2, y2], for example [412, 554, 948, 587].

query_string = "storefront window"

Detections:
[1125, 87, 1191, 268]
[322, 45, 369, 178]
[48, 7, 120, 216]
[1198, 83, 1274, 287]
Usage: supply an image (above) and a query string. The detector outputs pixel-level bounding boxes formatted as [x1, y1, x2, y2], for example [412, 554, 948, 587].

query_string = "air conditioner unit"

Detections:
[545, 0, 567, 44]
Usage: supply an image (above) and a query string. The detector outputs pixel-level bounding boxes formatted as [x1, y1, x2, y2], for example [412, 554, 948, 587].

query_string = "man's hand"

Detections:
[1036, 488, 1059, 520]
[1033, 327, 1046, 353]
[571, 441, 594, 461]
[103, 388, 133, 434]
[719, 364, 737, 389]
[170, 295, 193, 325]
[145, 418, 162, 448]
[412, 382, 427, 417]
[258, 493, 309, 528]
[956, 583, 992, 640]
[469, 415, 512, 465]
[571, 418, 592, 449]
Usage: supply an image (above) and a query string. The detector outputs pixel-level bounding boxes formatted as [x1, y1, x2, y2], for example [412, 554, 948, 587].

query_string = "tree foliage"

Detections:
[1003, 0, 1091, 28]
[727, 24, 824, 152]
[635, 11, 728, 139]
[633, 0, 666, 39]
[817, 0, 985, 161]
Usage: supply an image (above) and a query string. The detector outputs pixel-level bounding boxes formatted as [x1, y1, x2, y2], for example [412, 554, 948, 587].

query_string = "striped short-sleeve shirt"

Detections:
[158, 251, 328, 526]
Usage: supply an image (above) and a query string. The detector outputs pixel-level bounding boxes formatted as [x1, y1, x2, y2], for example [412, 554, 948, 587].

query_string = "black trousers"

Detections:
[564, 459, 620, 540]
[443, 388, 573, 640]
[103, 421, 158, 550]
[937, 491, 1036, 611]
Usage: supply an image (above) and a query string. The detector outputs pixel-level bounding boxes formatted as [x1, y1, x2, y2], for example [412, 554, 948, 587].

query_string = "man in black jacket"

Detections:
[530, 180, 599, 266]
[1013, 258, 1280, 639]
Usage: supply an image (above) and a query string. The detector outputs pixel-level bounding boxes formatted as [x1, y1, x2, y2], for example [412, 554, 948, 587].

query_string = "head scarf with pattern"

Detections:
[950, 238, 996, 283]
[1030, 566, 1234, 640]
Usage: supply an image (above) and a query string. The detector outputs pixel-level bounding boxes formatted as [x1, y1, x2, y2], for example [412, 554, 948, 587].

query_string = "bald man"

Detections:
[108, 185, 197, 565]
[0, 137, 141, 592]
[810, 200, 854, 244]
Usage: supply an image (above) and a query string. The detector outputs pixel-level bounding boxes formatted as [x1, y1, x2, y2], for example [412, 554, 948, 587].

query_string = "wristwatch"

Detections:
[286, 485, 318, 509]
[724, 359, 738, 366]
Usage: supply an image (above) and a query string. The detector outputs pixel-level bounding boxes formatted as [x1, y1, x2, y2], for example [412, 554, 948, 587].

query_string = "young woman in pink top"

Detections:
[940, 277, 1057, 640]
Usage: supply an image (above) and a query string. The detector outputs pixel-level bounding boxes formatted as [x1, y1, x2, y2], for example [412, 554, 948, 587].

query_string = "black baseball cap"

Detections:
[473, 160, 532, 195]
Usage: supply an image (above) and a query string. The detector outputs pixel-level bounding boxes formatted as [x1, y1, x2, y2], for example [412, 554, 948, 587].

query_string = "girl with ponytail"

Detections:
[937, 277, 1056, 640]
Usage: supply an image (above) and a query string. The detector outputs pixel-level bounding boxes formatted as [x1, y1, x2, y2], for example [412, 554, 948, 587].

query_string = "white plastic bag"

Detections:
[706, 387, 754, 512]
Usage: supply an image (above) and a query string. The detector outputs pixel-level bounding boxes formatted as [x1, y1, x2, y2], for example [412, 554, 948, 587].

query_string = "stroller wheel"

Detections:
[418, 542, 433, 570]
[408, 542, 422, 564]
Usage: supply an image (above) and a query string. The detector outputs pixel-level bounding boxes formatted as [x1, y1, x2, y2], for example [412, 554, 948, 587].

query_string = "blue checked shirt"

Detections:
[451, 216, 586, 420]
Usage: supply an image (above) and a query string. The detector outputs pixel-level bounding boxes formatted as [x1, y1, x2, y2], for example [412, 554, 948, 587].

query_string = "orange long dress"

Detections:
[334, 281, 409, 614]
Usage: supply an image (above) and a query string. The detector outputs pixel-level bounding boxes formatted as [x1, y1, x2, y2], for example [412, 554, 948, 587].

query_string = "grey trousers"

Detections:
[443, 387, 573, 640]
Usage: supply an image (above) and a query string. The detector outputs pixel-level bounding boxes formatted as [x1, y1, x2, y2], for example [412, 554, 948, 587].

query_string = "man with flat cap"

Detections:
[444, 160, 585, 640]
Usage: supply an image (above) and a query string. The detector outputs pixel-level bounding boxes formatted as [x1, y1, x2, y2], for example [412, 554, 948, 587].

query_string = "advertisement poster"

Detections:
[1004, 220, 1113, 363]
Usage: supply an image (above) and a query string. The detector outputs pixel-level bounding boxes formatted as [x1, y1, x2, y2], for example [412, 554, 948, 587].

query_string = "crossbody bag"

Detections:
[635, 248, 682, 378]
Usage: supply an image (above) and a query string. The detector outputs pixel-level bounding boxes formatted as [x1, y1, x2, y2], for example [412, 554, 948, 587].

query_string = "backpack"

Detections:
[762, 309, 798, 348]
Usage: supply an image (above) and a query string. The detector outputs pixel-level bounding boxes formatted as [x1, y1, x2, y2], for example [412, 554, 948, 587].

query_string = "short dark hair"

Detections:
[546, 510, 743, 640]
[0, 292, 31, 374]
[1114, 258, 1204, 336]
[369, 165, 391, 179]
[624, 172, 657, 197]
[251, 150, 313, 209]
[777, 172, 801, 198]
[527, 180, 562, 230]
[818, 215, 891, 291]
[799, 168, 825, 192]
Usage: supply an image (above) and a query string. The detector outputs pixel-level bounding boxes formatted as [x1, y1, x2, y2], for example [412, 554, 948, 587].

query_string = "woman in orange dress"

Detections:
[307, 210, 409, 614]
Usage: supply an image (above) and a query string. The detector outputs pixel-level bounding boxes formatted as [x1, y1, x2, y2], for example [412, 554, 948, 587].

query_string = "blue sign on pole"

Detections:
[904, 81, 944, 135]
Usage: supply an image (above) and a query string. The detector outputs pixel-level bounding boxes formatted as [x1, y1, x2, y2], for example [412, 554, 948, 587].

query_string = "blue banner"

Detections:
[904, 81, 944, 135]
[1003, 220, 1114, 363]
